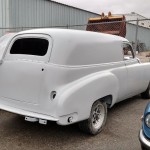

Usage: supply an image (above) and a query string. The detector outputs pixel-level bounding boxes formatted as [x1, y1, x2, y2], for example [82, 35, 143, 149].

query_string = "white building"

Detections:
[0, 0, 150, 50]
[0, 0, 99, 35]
[125, 12, 150, 50]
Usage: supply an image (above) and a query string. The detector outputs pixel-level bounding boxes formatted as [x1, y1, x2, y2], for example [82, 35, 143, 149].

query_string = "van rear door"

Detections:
[0, 34, 52, 104]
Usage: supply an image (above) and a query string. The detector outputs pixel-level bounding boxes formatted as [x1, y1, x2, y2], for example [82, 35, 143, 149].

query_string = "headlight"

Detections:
[145, 114, 150, 128]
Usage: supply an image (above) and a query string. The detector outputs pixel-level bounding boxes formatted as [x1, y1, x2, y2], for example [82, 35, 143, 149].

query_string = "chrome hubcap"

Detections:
[92, 103, 105, 129]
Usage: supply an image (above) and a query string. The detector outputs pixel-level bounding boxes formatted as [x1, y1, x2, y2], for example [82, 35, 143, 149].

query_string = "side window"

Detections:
[10, 38, 49, 56]
[123, 43, 134, 60]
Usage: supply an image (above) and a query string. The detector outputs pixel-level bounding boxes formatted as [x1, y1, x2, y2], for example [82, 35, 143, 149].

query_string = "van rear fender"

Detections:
[56, 72, 119, 120]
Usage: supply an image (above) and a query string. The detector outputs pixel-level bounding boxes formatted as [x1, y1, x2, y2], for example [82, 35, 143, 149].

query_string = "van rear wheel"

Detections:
[78, 100, 107, 135]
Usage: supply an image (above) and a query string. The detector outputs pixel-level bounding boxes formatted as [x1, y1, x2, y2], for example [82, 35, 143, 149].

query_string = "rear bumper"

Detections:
[139, 129, 150, 149]
[0, 103, 58, 122]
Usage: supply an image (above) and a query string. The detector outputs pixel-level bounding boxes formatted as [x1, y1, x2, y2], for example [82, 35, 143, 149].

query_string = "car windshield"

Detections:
[0, 33, 16, 59]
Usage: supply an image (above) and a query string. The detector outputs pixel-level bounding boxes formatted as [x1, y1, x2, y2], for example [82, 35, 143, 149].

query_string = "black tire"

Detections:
[78, 100, 107, 135]
[141, 83, 150, 99]
[141, 145, 148, 150]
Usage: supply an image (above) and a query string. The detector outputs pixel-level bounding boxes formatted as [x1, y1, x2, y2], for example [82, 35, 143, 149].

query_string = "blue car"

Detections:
[139, 102, 150, 150]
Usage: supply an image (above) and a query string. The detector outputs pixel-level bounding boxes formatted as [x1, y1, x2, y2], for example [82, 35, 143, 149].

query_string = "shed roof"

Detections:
[118, 12, 150, 29]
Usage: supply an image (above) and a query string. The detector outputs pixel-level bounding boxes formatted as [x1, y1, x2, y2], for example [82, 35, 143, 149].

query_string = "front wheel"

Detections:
[78, 100, 107, 135]
[141, 83, 150, 99]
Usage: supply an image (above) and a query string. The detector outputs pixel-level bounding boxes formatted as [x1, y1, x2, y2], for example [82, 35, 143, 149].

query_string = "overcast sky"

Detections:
[53, 0, 150, 18]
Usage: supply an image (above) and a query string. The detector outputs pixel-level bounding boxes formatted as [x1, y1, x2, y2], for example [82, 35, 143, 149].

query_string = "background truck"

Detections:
[86, 12, 126, 38]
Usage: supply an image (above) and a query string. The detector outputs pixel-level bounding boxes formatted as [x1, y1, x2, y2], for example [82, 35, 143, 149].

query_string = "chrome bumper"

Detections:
[139, 129, 150, 148]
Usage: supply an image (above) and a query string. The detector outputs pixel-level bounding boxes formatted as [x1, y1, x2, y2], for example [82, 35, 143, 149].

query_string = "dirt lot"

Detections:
[0, 52, 149, 150]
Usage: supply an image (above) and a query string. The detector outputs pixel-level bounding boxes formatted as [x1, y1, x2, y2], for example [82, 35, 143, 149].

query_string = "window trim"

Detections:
[10, 37, 49, 56]
[5, 34, 52, 63]
[122, 42, 135, 61]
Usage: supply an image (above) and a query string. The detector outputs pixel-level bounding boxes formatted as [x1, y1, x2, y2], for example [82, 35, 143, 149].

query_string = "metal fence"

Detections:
[0, 19, 150, 51]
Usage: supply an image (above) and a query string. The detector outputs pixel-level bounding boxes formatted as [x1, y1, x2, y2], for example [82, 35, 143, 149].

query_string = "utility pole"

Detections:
[135, 19, 139, 52]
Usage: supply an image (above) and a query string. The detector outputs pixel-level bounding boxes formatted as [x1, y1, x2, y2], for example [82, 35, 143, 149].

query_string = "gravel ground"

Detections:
[0, 96, 149, 150]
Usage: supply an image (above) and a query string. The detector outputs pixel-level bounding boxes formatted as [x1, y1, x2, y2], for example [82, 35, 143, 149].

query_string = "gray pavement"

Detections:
[0, 96, 149, 150]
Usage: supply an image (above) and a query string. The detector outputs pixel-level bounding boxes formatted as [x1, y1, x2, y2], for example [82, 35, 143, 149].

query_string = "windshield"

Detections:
[0, 33, 16, 59]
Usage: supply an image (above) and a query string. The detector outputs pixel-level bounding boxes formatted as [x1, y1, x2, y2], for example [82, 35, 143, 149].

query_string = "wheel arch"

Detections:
[98, 95, 113, 108]
[56, 72, 119, 125]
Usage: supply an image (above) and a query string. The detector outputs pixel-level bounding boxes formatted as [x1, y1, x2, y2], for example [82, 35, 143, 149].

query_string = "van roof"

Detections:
[18, 28, 128, 42]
